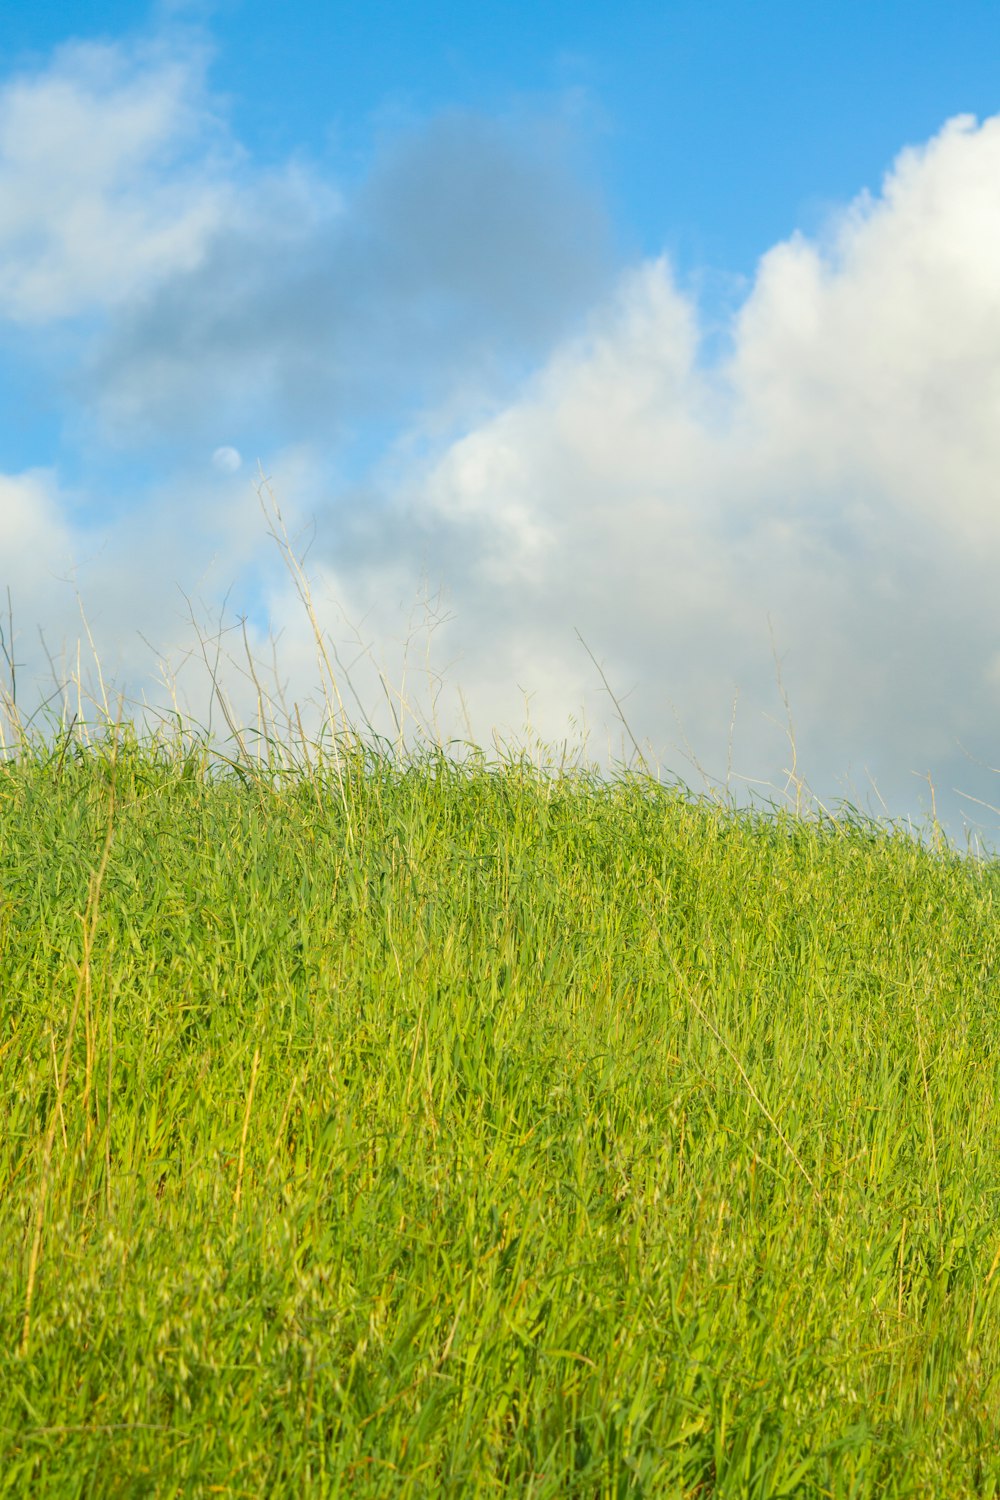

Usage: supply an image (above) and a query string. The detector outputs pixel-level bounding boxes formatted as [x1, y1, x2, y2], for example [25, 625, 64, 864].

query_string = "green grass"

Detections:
[3, 721, 1000, 1496]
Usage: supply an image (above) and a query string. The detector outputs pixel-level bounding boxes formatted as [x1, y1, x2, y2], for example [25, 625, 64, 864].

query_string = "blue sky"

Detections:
[3, 0, 1000, 842]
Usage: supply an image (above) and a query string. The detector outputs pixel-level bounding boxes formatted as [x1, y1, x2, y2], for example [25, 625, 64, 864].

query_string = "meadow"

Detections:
[3, 707, 1000, 1497]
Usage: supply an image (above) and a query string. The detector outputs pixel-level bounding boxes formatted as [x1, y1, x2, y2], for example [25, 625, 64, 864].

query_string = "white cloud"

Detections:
[291, 114, 1000, 833]
[0, 458, 273, 739]
[0, 37, 234, 321]
[730, 114, 1000, 550]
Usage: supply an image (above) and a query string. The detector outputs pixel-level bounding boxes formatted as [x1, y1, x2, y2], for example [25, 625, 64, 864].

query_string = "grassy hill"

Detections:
[2, 724, 1000, 1496]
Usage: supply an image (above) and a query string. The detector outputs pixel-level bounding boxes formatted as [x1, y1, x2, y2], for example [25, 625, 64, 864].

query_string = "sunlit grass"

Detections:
[3, 710, 1000, 1496]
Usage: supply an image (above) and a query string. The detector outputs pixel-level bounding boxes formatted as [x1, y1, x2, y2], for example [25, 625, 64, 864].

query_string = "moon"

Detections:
[212, 446, 242, 474]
